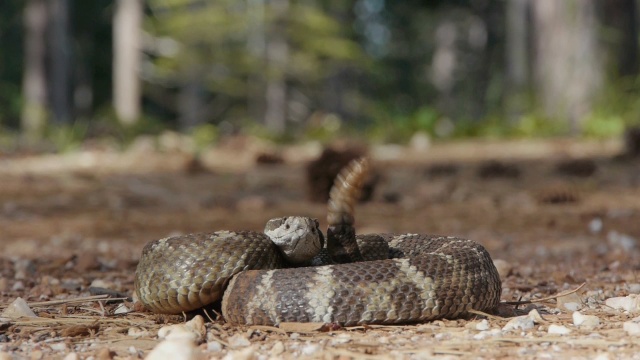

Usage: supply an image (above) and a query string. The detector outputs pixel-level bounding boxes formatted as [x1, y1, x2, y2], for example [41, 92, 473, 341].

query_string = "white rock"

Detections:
[301, 343, 321, 356]
[157, 315, 206, 343]
[62, 353, 78, 360]
[13, 259, 33, 280]
[502, 316, 534, 331]
[593, 353, 610, 360]
[475, 319, 490, 331]
[227, 333, 251, 349]
[11, 282, 24, 291]
[527, 309, 545, 323]
[588, 218, 603, 233]
[607, 231, 637, 251]
[270, 341, 285, 356]
[114, 303, 131, 315]
[1, 297, 37, 319]
[628, 284, 640, 294]
[605, 295, 640, 313]
[572, 311, 600, 327]
[222, 347, 256, 360]
[206, 341, 223, 352]
[623, 316, 640, 336]
[50, 343, 68, 351]
[89, 279, 110, 288]
[547, 324, 571, 335]
[473, 329, 502, 340]
[562, 302, 582, 312]
[0, 352, 11, 360]
[146, 339, 203, 360]
[128, 327, 152, 338]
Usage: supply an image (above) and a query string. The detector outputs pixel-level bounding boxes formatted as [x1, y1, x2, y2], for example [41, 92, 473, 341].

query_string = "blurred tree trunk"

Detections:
[49, 0, 72, 124]
[247, 0, 266, 126]
[531, 0, 603, 134]
[603, 0, 638, 77]
[322, 2, 352, 121]
[177, 69, 206, 130]
[113, 0, 142, 126]
[505, 0, 529, 122]
[21, 0, 48, 140]
[264, 0, 290, 135]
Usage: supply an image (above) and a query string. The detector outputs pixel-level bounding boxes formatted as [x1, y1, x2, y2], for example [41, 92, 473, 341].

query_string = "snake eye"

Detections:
[285, 224, 290, 230]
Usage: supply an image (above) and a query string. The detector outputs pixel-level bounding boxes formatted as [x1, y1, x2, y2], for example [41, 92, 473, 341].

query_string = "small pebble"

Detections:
[62, 353, 78, 360]
[593, 354, 610, 360]
[588, 218, 603, 233]
[1, 297, 37, 319]
[475, 319, 490, 331]
[50, 343, 68, 351]
[301, 343, 321, 356]
[146, 339, 203, 360]
[473, 329, 501, 340]
[628, 284, 640, 294]
[89, 279, 111, 289]
[502, 315, 534, 331]
[114, 304, 131, 315]
[222, 347, 256, 360]
[227, 333, 251, 348]
[207, 341, 223, 352]
[573, 311, 600, 327]
[607, 231, 637, 251]
[127, 327, 152, 338]
[13, 259, 35, 280]
[623, 316, 640, 336]
[270, 341, 285, 356]
[561, 302, 581, 311]
[11, 281, 24, 291]
[158, 316, 206, 343]
[605, 295, 640, 313]
[547, 324, 571, 335]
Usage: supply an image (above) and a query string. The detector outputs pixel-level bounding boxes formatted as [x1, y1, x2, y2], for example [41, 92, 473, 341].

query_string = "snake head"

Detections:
[264, 216, 324, 264]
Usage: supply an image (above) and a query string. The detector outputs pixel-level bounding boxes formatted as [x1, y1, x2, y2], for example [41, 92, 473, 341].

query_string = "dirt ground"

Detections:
[1, 137, 639, 359]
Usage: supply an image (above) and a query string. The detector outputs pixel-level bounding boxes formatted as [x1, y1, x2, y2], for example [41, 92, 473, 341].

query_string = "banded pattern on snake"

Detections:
[135, 158, 502, 326]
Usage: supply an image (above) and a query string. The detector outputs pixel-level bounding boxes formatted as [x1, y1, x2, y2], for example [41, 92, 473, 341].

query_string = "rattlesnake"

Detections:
[135, 158, 501, 326]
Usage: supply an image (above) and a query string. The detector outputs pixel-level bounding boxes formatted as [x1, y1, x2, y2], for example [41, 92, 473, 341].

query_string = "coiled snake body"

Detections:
[135, 159, 501, 326]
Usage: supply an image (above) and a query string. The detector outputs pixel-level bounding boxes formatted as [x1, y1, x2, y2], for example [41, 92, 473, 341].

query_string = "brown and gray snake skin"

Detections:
[135, 158, 502, 326]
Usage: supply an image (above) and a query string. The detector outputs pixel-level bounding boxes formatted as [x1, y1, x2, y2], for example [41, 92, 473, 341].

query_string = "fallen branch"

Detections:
[503, 282, 586, 306]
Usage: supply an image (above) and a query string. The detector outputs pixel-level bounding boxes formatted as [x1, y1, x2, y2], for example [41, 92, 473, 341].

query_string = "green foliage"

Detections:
[145, 0, 365, 123]
[582, 114, 626, 138]
[582, 76, 640, 138]
[367, 105, 440, 143]
[44, 122, 90, 152]
[189, 123, 219, 151]
[302, 113, 344, 143]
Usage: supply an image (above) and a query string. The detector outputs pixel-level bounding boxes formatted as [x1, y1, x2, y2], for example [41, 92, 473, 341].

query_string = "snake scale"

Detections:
[135, 158, 502, 326]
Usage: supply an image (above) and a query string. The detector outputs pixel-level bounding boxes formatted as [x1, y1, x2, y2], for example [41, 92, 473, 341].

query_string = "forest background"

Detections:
[1, 0, 639, 151]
